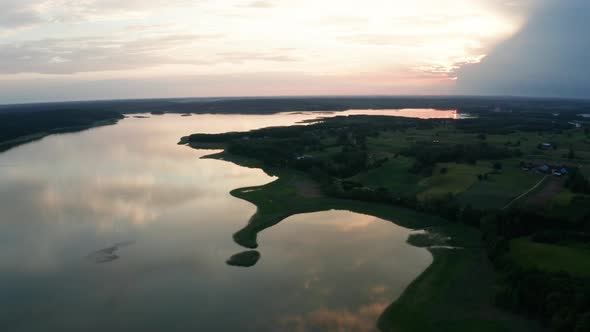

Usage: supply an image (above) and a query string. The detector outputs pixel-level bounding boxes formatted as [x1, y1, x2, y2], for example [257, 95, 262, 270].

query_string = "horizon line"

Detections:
[2, 93, 590, 108]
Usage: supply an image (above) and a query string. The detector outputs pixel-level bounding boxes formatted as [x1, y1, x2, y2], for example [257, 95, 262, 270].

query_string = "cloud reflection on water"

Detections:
[276, 302, 388, 332]
[0, 113, 432, 331]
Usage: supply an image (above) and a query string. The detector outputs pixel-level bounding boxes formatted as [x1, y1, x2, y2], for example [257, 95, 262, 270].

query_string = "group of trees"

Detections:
[0, 109, 124, 143]
[227, 138, 304, 167]
[197, 119, 393, 179]
[566, 169, 590, 194]
[495, 267, 590, 332]
[457, 112, 576, 134]
[479, 210, 590, 332]
[403, 142, 518, 175]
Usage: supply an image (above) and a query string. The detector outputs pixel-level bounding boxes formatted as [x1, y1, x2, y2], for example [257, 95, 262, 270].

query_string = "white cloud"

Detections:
[0, 34, 219, 74]
[37, 0, 198, 22]
[0, 0, 43, 28]
[0, 0, 530, 101]
[239, 1, 275, 9]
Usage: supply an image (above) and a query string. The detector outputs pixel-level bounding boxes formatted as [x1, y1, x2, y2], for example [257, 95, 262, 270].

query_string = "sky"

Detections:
[0, 0, 586, 103]
[456, 0, 590, 99]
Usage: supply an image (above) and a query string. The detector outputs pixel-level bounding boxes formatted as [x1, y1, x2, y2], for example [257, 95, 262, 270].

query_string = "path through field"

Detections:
[503, 175, 548, 210]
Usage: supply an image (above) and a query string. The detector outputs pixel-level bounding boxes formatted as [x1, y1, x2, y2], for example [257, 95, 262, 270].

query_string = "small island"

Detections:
[226, 250, 261, 267]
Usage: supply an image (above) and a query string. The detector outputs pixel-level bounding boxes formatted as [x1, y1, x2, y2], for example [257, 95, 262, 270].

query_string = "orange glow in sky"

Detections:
[0, 0, 531, 102]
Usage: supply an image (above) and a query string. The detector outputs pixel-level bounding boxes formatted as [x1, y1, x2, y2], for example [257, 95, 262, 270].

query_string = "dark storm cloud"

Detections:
[455, 0, 590, 98]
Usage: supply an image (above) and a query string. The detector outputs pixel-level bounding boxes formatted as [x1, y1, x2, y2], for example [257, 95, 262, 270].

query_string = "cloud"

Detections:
[124, 24, 176, 32]
[0, 34, 219, 74]
[239, 1, 275, 8]
[0, 70, 454, 104]
[215, 51, 300, 63]
[0, 172, 203, 226]
[39, 0, 196, 22]
[309, 16, 368, 29]
[42, 175, 202, 225]
[0, 0, 197, 27]
[276, 302, 388, 332]
[0, 31, 303, 75]
[454, 0, 590, 98]
[0, 0, 528, 100]
[0, 0, 43, 28]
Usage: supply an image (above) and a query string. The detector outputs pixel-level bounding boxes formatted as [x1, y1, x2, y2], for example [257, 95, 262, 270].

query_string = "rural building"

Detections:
[540, 143, 553, 150]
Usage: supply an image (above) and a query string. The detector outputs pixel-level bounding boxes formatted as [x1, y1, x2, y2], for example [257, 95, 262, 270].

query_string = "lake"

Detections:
[0, 110, 446, 331]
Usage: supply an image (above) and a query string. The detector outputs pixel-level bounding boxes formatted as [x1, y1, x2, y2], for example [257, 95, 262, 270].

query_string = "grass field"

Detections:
[509, 237, 590, 278]
[418, 162, 491, 199]
[349, 156, 421, 195]
[548, 189, 576, 207]
[367, 132, 414, 152]
[379, 249, 538, 332]
[459, 160, 542, 210]
[365, 127, 580, 210]
[230, 168, 446, 248]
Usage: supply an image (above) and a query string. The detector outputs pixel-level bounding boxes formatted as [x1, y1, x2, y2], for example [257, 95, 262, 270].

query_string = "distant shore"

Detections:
[0, 110, 123, 153]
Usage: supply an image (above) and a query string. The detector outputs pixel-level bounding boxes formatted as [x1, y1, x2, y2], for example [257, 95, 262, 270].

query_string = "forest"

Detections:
[0, 109, 124, 152]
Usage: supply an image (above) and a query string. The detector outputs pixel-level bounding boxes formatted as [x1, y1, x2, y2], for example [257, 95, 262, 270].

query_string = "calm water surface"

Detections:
[0, 111, 439, 331]
[327, 108, 463, 119]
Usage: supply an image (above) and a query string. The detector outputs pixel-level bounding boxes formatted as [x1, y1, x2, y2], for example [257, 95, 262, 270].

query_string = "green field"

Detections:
[509, 237, 590, 278]
[229, 167, 446, 248]
[459, 160, 542, 210]
[349, 156, 421, 195]
[379, 249, 537, 332]
[365, 127, 580, 210]
[418, 162, 491, 199]
[548, 189, 576, 207]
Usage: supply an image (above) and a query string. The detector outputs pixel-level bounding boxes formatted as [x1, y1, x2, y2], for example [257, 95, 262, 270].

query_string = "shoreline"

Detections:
[0, 118, 122, 153]
[188, 147, 539, 331]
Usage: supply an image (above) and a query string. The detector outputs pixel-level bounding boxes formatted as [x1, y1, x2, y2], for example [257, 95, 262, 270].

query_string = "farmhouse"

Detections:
[523, 160, 571, 176]
[540, 143, 553, 150]
[553, 167, 569, 176]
